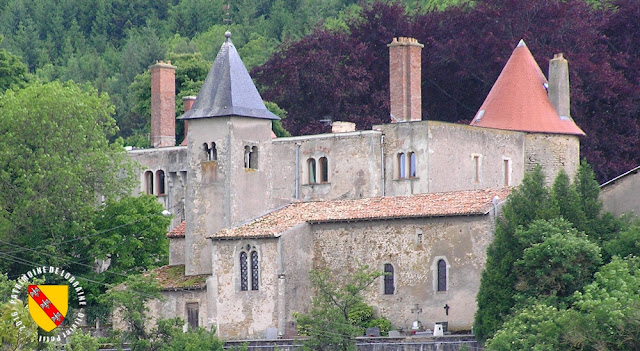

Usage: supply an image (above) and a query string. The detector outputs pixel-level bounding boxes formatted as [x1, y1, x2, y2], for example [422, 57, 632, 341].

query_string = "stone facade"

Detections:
[600, 166, 640, 217]
[124, 36, 587, 339]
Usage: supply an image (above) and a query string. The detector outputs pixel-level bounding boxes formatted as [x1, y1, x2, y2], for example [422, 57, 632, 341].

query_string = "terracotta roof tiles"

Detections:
[470, 40, 584, 136]
[167, 221, 186, 238]
[211, 188, 511, 239]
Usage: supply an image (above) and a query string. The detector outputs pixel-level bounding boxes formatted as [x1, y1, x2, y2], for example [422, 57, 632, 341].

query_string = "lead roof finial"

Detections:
[225, 31, 232, 41]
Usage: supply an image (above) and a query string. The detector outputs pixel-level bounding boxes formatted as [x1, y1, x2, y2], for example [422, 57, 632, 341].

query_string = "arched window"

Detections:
[249, 146, 258, 169]
[409, 152, 417, 177]
[240, 252, 248, 291]
[211, 142, 217, 161]
[437, 259, 447, 291]
[251, 251, 259, 291]
[203, 143, 211, 161]
[308, 158, 316, 183]
[244, 146, 250, 168]
[384, 263, 395, 295]
[398, 153, 406, 179]
[156, 170, 166, 195]
[319, 157, 328, 183]
[144, 171, 154, 195]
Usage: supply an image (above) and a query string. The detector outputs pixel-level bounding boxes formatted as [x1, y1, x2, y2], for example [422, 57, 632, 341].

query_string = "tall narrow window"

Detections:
[144, 171, 154, 195]
[437, 259, 447, 291]
[398, 153, 406, 179]
[240, 252, 248, 291]
[384, 263, 395, 295]
[249, 146, 258, 169]
[211, 142, 217, 161]
[156, 170, 166, 195]
[308, 158, 316, 183]
[186, 302, 199, 329]
[503, 159, 510, 186]
[473, 155, 480, 183]
[251, 251, 259, 291]
[244, 146, 250, 168]
[203, 143, 211, 161]
[409, 152, 417, 177]
[319, 157, 328, 183]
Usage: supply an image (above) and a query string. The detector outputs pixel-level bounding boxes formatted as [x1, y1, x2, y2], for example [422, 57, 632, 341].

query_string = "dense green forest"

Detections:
[1, 0, 638, 181]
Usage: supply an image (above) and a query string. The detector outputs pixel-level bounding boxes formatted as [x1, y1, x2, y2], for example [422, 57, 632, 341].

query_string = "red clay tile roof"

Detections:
[149, 265, 207, 290]
[470, 40, 584, 136]
[167, 221, 186, 238]
[211, 188, 511, 239]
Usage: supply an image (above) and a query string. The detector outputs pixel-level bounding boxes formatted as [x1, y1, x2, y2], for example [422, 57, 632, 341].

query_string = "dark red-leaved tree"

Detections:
[254, 0, 640, 182]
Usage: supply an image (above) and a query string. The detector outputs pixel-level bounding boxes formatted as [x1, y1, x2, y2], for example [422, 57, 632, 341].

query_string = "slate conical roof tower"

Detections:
[180, 32, 279, 121]
[470, 40, 584, 136]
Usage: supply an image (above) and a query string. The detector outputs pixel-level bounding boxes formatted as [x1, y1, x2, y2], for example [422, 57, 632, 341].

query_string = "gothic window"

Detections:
[240, 252, 248, 291]
[244, 146, 250, 168]
[398, 153, 406, 179]
[186, 302, 199, 329]
[308, 158, 316, 183]
[251, 251, 259, 291]
[409, 152, 417, 177]
[249, 146, 258, 169]
[203, 143, 211, 161]
[437, 259, 447, 291]
[156, 170, 166, 195]
[211, 142, 217, 161]
[384, 263, 395, 295]
[319, 157, 328, 183]
[144, 171, 154, 195]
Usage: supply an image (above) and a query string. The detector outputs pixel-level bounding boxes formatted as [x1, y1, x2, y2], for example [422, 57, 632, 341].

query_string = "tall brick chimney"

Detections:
[150, 61, 177, 148]
[388, 37, 424, 123]
[548, 53, 570, 119]
[180, 96, 196, 146]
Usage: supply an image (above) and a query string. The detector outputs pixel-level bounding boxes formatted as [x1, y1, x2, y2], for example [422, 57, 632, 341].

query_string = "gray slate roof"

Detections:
[180, 33, 279, 120]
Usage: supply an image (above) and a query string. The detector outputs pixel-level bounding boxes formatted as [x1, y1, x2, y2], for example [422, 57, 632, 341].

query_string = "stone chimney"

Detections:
[181, 96, 196, 146]
[548, 53, 570, 119]
[388, 37, 424, 123]
[150, 61, 177, 148]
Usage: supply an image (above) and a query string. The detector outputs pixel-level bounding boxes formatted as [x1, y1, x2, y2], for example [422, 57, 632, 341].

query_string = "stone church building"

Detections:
[127, 33, 584, 339]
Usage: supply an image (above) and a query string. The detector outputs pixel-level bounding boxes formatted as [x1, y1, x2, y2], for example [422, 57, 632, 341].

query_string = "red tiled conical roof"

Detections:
[470, 40, 584, 136]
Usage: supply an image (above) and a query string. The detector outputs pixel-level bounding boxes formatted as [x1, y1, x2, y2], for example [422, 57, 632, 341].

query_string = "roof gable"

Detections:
[180, 32, 279, 121]
[470, 40, 584, 136]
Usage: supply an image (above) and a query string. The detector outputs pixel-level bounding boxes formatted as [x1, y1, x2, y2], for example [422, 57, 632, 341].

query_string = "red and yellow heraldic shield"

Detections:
[27, 285, 68, 332]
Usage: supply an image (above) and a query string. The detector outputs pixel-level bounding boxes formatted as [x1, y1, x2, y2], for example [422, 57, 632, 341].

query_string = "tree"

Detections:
[295, 265, 383, 351]
[0, 273, 38, 351]
[515, 224, 602, 299]
[474, 167, 548, 340]
[488, 256, 640, 350]
[0, 39, 29, 93]
[103, 274, 163, 351]
[0, 81, 136, 277]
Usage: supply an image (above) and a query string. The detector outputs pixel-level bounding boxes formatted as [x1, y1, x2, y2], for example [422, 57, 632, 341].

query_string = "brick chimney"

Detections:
[388, 37, 424, 123]
[548, 53, 570, 119]
[181, 96, 196, 146]
[150, 61, 177, 148]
